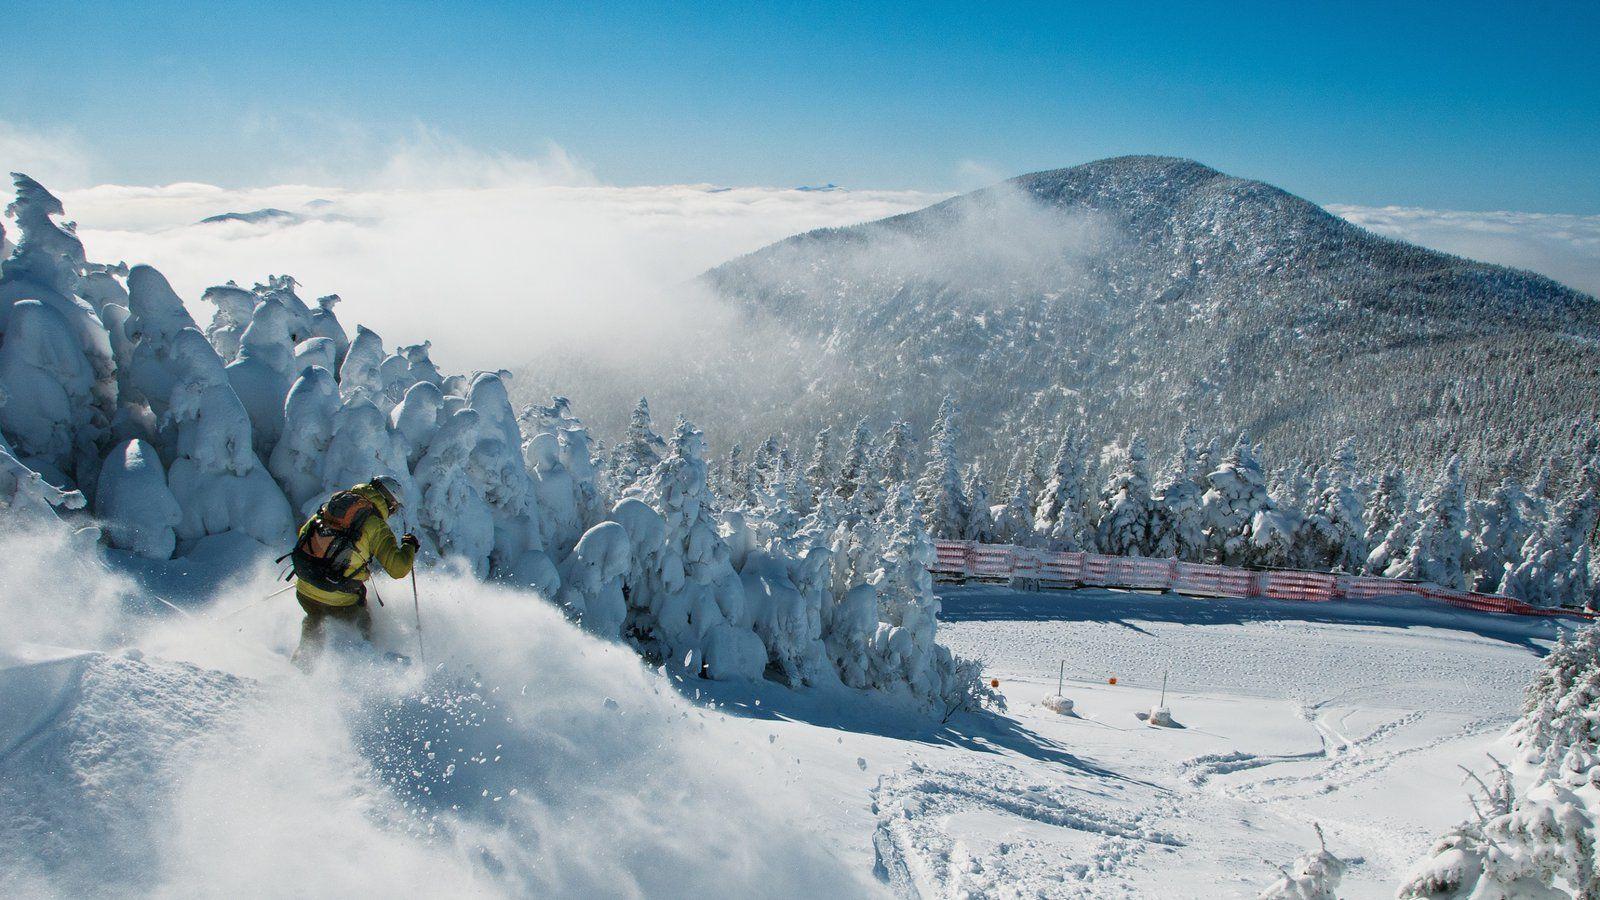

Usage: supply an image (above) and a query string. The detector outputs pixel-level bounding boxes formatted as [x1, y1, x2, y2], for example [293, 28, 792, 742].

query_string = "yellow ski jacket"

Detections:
[295, 484, 416, 608]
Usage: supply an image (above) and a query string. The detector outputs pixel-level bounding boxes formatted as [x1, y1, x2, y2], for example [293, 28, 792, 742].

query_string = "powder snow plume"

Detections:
[0, 524, 876, 898]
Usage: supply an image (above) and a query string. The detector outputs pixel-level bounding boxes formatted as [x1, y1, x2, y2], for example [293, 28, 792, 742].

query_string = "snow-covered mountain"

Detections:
[701, 156, 1600, 486]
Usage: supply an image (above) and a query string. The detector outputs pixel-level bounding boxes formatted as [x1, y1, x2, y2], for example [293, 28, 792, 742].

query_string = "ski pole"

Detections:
[216, 583, 295, 621]
[411, 568, 426, 665]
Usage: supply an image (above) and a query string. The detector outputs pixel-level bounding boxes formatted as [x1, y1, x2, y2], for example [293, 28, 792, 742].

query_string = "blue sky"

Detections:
[6, 1, 1598, 212]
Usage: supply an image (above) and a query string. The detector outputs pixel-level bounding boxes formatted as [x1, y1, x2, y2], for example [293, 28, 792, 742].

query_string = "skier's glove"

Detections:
[401, 532, 420, 551]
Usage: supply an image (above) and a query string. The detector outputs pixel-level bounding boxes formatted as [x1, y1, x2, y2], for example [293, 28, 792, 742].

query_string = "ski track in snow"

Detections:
[872, 758, 1179, 899]
[920, 584, 1568, 898]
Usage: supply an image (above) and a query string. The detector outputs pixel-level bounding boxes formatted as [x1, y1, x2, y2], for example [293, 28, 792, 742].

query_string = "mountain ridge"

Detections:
[698, 155, 1600, 487]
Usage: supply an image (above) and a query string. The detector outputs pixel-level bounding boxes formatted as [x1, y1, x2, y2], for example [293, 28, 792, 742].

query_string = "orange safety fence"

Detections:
[930, 539, 1595, 620]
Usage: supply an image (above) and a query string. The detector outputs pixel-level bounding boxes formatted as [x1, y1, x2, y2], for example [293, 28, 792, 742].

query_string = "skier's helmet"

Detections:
[370, 475, 404, 512]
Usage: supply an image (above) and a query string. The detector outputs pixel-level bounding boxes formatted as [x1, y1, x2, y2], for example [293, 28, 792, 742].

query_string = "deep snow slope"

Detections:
[0, 526, 880, 899]
[699, 156, 1600, 479]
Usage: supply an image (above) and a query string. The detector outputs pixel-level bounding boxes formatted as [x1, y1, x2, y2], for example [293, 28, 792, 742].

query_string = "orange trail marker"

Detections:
[1108, 676, 1118, 685]
[989, 678, 1000, 688]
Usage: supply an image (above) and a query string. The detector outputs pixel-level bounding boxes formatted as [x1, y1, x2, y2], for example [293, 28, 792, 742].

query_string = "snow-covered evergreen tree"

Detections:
[1363, 469, 1408, 556]
[1148, 429, 1207, 561]
[94, 438, 180, 559]
[1402, 631, 1600, 898]
[1201, 438, 1275, 566]
[915, 397, 969, 540]
[991, 471, 1034, 546]
[338, 324, 387, 406]
[1469, 477, 1532, 593]
[610, 396, 667, 496]
[0, 300, 101, 487]
[1033, 427, 1089, 551]
[804, 426, 834, 510]
[960, 462, 996, 543]
[876, 421, 915, 504]
[637, 418, 766, 680]
[199, 282, 255, 364]
[308, 293, 349, 367]
[1096, 435, 1153, 556]
[268, 366, 339, 514]
[835, 419, 873, 505]
[1296, 439, 1368, 572]
[0, 174, 117, 441]
[719, 442, 747, 508]
[1397, 456, 1471, 589]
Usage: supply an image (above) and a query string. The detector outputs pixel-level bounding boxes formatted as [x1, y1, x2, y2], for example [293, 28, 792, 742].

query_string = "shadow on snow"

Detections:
[936, 583, 1570, 654]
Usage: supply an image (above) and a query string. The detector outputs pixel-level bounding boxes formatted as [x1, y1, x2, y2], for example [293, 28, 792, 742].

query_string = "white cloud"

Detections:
[1329, 204, 1600, 298]
[58, 157, 942, 375]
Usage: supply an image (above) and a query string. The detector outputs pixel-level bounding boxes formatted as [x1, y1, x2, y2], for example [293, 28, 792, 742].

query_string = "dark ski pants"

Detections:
[292, 594, 373, 671]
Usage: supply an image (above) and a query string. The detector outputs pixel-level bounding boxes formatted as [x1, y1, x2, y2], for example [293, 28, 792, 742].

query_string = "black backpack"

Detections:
[283, 490, 379, 595]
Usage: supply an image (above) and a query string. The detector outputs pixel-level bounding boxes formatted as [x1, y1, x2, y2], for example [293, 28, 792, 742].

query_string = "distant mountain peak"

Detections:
[698, 156, 1599, 483]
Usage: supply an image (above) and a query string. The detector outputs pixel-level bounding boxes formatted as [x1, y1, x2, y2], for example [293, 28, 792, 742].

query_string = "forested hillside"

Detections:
[700, 156, 1600, 493]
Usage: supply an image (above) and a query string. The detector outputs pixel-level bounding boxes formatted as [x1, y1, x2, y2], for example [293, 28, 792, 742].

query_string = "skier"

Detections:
[286, 476, 419, 670]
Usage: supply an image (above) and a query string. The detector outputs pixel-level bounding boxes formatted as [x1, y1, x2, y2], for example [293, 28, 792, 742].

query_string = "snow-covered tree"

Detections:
[1097, 435, 1153, 556]
[94, 438, 180, 559]
[915, 398, 969, 540]
[611, 397, 667, 495]
[555, 521, 631, 637]
[0, 300, 101, 486]
[991, 471, 1034, 545]
[199, 283, 256, 364]
[78, 261, 128, 316]
[960, 462, 996, 543]
[801, 426, 834, 510]
[268, 367, 339, 514]
[1296, 439, 1368, 572]
[0, 174, 117, 436]
[524, 431, 586, 561]
[1469, 477, 1533, 593]
[637, 419, 766, 681]
[1397, 456, 1471, 588]
[719, 442, 747, 508]
[466, 372, 550, 583]
[1201, 439, 1275, 566]
[835, 418, 873, 505]
[1034, 427, 1089, 551]
[1148, 430, 1207, 561]
[225, 297, 300, 460]
[412, 407, 494, 575]
[337, 325, 386, 406]
[1400, 628, 1600, 895]
[390, 380, 443, 468]
[308, 293, 349, 366]
[876, 421, 915, 501]
[1363, 468, 1408, 555]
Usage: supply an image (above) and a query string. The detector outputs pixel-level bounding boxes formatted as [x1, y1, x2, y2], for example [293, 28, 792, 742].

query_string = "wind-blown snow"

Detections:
[0, 521, 876, 898]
